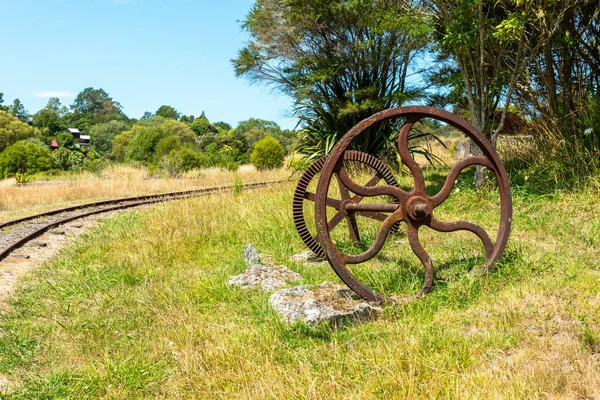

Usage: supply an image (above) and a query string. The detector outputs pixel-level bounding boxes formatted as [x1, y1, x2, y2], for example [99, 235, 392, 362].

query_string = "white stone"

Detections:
[243, 243, 262, 268]
[288, 250, 326, 265]
[269, 282, 382, 325]
[229, 264, 301, 292]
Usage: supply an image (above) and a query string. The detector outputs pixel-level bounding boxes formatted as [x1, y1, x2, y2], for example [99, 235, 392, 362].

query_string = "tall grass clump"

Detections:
[502, 95, 600, 192]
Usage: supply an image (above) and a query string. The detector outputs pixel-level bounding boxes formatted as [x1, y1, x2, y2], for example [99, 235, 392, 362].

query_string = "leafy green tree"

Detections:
[0, 93, 6, 111]
[154, 136, 181, 161]
[89, 120, 131, 155]
[0, 139, 52, 177]
[141, 111, 153, 120]
[56, 132, 75, 149]
[124, 126, 166, 163]
[233, 0, 428, 158]
[191, 115, 218, 136]
[0, 110, 39, 152]
[9, 98, 29, 123]
[234, 118, 294, 151]
[156, 105, 180, 120]
[180, 115, 195, 124]
[213, 121, 232, 131]
[69, 87, 127, 130]
[32, 97, 68, 136]
[160, 120, 197, 145]
[250, 137, 285, 170]
[111, 129, 137, 162]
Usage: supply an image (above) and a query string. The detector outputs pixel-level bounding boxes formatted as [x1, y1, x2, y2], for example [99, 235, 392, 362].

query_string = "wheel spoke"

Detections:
[342, 213, 402, 264]
[430, 156, 493, 207]
[337, 166, 406, 200]
[429, 216, 494, 261]
[335, 173, 361, 245]
[327, 211, 345, 230]
[406, 223, 434, 296]
[303, 191, 342, 209]
[398, 116, 426, 192]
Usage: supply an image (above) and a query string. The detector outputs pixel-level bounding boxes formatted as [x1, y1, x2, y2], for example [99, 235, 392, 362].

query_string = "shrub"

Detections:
[0, 139, 52, 178]
[52, 147, 72, 170]
[177, 147, 208, 171]
[250, 137, 285, 170]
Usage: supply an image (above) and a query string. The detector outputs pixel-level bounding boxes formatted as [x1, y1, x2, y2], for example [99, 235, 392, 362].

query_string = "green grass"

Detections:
[1, 170, 600, 399]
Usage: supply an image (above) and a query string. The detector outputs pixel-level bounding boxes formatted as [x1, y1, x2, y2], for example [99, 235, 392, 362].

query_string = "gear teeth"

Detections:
[292, 151, 400, 261]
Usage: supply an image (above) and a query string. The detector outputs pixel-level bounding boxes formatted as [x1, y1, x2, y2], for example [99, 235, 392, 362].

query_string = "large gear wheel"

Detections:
[293, 150, 400, 258]
[314, 106, 512, 303]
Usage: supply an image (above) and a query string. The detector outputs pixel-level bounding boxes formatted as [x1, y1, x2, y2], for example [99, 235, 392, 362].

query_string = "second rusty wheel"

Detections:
[293, 151, 400, 258]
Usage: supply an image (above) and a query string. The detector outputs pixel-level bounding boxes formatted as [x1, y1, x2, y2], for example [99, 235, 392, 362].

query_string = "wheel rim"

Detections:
[314, 106, 513, 304]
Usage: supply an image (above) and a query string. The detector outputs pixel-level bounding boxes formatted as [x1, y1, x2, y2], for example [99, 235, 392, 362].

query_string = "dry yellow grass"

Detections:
[0, 164, 291, 222]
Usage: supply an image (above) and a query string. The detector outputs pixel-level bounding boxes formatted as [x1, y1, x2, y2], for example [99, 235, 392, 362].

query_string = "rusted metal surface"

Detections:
[314, 106, 513, 304]
[292, 151, 400, 258]
[0, 180, 287, 262]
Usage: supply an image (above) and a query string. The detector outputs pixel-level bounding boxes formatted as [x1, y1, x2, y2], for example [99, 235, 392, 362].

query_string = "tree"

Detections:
[0, 93, 7, 111]
[32, 97, 68, 136]
[191, 115, 218, 136]
[424, 0, 562, 146]
[0, 139, 52, 178]
[180, 115, 195, 124]
[0, 110, 39, 152]
[213, 121, 231, 131]
[250, 137, 285, 170]
[9, 98, 29, 123]
[160, 120, 197, 144]
[69, 87, 126, 129]
[235, 118, 295, 151]
[155, 105, 180, 120]
[233, 0, 428, 158]
[89, 120, 131, 155]
[513, 1, 600, 124]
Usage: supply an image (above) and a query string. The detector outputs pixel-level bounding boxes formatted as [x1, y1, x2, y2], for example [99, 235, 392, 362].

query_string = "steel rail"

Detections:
[0, 179, 287, 261]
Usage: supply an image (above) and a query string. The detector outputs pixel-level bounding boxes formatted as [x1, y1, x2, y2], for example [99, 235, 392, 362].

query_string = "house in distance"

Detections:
[67, 128, 90, 149]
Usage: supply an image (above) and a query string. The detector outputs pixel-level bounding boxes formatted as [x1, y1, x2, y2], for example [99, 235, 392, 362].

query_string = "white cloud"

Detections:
[35, 91, 75, 98]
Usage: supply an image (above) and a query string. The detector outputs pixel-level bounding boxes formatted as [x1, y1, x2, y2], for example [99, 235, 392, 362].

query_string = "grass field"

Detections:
[1, 156, 600, 398]
[0, 165, 290, 223]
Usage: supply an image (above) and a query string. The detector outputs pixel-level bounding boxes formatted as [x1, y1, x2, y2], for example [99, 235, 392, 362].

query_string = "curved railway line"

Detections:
[0, 180, 287, 262]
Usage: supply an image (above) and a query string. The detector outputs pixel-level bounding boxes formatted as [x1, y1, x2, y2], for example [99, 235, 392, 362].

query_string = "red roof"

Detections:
[51, 140, 59, 148]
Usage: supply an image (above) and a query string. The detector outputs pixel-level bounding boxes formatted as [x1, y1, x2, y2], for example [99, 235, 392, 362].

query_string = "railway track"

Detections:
[0, 180, 287, 262]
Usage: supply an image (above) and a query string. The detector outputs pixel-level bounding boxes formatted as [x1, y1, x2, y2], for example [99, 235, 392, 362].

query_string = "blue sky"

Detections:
[0, 0, 296, 129]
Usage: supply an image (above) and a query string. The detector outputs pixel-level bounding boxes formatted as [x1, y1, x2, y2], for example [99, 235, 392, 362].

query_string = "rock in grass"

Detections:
[288, 250, 326, 265]
[269, 282, 382, 325]
[230, 243, 301, 292]
[243, 243, 262, 268]
[229, 264, 301, 292]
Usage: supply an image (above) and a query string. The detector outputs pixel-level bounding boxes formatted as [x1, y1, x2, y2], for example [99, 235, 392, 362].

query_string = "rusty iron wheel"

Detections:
[314, 106, 513, 304]
[292, 150, 400, 258]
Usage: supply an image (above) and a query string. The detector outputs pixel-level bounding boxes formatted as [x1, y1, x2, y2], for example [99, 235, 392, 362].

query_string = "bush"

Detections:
[0, 139, 52, 178]
[157, 148, 209, 177]
[124, 126, 166, 163]
[177, 147, 208, 171]
[250, 137, 285, 170]
[52, 147, 72, 170]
